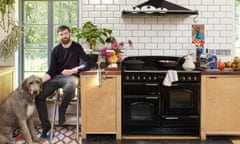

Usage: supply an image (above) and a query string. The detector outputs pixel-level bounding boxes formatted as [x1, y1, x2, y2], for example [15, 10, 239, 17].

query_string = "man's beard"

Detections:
[61, 38, 71, 45]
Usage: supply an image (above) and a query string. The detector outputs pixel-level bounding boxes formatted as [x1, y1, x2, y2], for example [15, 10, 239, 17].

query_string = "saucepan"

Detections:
[157, 60, 177, 67]
[123, 59, 145, 70]
[157, 57, 185, 69]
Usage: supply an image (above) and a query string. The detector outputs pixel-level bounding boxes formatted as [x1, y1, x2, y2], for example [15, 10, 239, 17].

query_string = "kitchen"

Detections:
[0, 0, 240, 143]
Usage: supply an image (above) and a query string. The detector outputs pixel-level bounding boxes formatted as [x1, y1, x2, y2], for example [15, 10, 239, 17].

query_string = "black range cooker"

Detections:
[121, 56, 201, 136]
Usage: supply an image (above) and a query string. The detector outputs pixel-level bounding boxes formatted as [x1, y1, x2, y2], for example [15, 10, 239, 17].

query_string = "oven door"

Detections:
[122, 82, 161, 127]
[123, 96, 161, 126]
[161, 82, 200, 115]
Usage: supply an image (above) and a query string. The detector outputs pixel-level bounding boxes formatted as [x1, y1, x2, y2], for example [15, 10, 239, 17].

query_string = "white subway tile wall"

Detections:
[80, 0, 234, 59]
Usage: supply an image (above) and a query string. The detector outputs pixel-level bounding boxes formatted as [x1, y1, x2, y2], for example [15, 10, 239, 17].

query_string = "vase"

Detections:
[106, 61, 118, 70]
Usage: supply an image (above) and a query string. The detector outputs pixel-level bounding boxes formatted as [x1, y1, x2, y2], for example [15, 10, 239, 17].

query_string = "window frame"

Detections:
[18, 0, 79, 82]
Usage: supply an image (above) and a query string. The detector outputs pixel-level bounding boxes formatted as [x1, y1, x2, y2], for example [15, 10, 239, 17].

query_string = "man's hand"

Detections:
[42, 74, 51, 83]
[61, 68, 78, 76]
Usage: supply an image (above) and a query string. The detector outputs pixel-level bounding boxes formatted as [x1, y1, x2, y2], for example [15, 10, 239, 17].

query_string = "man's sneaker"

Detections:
[40, 125, 51, 139]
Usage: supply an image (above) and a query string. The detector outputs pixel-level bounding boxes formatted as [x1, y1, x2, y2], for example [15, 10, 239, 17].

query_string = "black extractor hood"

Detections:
[122, 0, 199, 16]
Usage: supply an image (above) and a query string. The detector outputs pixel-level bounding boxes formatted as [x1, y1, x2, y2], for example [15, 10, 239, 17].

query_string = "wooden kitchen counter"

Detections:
[201, 72, 240, 140]
[81, 69, 121, 75]
[0, 66, 15, 74]
[0, 66, 15, 103]
[201, 70, 240, 75]
[80, 69, 121, 140]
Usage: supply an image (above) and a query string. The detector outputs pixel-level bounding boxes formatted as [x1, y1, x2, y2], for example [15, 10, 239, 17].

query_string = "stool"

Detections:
[50, 87, 80, 142]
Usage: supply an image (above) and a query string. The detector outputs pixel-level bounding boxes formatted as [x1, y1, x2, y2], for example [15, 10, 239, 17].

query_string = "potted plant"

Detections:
[0, 0, 22, 60]
[71, 21, 112, 52]
[0, 0, 16, 32]
[71, 21, 112, 69]
[0, 24, 22, 60]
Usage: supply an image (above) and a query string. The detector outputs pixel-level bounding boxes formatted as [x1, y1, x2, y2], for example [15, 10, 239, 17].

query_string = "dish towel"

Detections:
[163, 70, 178, 86]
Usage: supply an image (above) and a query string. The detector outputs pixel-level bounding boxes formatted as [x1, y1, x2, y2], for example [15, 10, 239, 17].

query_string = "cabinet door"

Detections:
[0, 71, 13, 103]
[206, 76, 240, 133]
[84, 76, 117, 132]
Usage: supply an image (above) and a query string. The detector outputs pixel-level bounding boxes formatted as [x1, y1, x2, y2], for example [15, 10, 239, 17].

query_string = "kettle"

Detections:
[182, 55, 195, 71]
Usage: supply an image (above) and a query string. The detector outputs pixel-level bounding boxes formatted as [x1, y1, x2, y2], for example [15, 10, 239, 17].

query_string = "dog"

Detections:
[0, 75, 42, 144]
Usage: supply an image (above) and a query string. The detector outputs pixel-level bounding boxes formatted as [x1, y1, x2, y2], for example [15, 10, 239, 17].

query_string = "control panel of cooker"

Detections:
[122, 72, 200, 82]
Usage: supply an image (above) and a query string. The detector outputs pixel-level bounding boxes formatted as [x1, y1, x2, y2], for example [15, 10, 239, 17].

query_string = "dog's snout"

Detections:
[33, 90, 39, 95]
[29, 86, 41, 96]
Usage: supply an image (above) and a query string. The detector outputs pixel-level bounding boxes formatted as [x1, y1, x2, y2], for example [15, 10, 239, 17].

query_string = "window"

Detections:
[19, 0, 78, 81]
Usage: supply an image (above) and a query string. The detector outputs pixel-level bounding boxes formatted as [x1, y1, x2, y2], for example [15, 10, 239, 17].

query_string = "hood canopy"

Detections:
[122, 0, 199, 16]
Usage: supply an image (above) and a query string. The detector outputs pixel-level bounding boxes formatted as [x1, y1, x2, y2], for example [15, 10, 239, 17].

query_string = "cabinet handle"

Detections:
[103, 75, 114, 79]
[208, 76, 217, 79]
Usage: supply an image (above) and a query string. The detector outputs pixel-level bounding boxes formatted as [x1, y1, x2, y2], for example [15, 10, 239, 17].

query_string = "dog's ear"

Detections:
[21, 78, 28, 92]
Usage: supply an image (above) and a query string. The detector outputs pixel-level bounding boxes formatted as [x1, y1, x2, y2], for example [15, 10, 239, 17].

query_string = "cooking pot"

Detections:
[157, 60, 177, 67]
[124, 59, 145, 70]
[157, 57, 185, 70]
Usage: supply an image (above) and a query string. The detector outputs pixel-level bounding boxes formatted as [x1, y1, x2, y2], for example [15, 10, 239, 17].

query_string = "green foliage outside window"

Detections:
[22, 0, 78, 77]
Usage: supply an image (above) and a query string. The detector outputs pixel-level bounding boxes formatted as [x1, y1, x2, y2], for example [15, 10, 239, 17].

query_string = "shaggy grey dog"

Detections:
[0, 75, 42, 144]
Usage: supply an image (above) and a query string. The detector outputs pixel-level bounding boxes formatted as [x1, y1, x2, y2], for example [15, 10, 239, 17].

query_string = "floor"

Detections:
[14, 126, 240, 144]
[83, 135, 234, 144]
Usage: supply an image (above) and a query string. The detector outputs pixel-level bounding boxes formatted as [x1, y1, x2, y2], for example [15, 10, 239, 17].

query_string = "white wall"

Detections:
[81, 0, 235, 60]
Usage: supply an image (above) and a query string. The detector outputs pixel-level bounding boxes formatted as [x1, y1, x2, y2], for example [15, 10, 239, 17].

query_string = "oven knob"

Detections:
[137, 76, 141, 80]
[182, 76, 186, 81]
[131, 76, 135, 80]
[148, 76, 151, 80]
[125, 76, 130, 80]
[153, 76, 157, 80]
[188, 76, 191, 80]
[193, 76, 198, 81]
[143, 76, 146, 80]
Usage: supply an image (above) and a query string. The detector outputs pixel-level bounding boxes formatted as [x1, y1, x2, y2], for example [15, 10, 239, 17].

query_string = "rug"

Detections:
[15, 126, 81, 144]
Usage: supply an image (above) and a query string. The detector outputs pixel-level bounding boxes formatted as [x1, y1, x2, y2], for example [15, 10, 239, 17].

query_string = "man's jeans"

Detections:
[35, 75, 79, 133]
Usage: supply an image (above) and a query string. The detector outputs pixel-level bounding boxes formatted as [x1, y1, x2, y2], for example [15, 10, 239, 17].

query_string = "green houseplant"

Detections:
[71, 21, 112, 52]
[0, 0, 22, 60]
[71, 21, 113, 69]
[0, 0, 16, 32]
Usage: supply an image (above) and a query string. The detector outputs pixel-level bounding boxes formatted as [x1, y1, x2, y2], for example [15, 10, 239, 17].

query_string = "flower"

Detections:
[101, 37, 132, 63]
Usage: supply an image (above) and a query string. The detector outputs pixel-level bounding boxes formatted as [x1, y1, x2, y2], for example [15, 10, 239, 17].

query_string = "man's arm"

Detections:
[61, 64, 87, 76]
[61, 68, 78, 76]
[76, 43, 90, 72]
[46, 47, 58, 78]
[42, 73, 51, 83]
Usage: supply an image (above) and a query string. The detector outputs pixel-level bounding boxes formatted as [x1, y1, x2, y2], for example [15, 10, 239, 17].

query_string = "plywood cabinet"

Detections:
[201, 75, 240, 140]
[0, 67, 14, 103]
[80, 71, 121, 140]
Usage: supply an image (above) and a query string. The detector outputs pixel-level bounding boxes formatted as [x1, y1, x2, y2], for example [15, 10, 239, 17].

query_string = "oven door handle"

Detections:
[162, 116, 179, 120]
[145, 83, 159, 86]
[170, 83, 179, 86]
[166, 83, 198, 87]
[145, 96, 159, 99]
